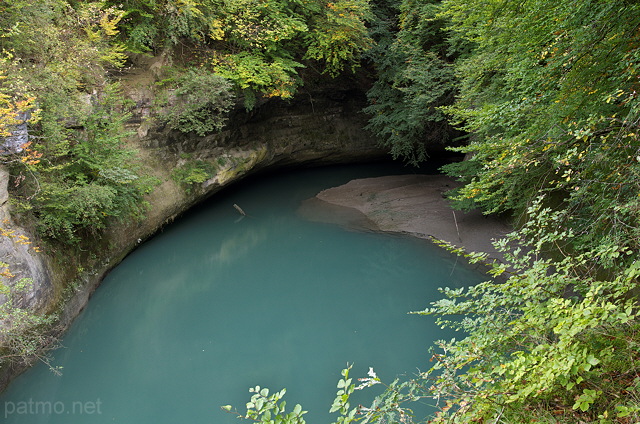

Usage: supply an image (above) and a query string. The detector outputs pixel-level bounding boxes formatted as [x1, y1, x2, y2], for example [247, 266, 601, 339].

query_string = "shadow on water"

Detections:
[0, 161, 484, 424]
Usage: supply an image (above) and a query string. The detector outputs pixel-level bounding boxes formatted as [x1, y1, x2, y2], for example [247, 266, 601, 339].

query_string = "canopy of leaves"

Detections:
[163, 68, 234, 135]
[369, 0, 640, 421]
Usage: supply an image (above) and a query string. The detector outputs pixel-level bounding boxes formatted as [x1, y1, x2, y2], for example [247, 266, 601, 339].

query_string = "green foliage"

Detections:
[439, 0, 640, 256]
[360, 1, 640, 421]
[0, 1, 158, 245]
[0, 266, 58, 372]
[329, 365, 358, 423]
[363, 0, 458, 164]
[18, 86, 156, 244]
[208, 0, 373, 105]
[303, 0, 374, 77]
[0, 0, 126, 91]
[0, 0, 117, 147]
[212, 52, 304, 109]
[0, 231, 60, 373]
[222, 386, 307, 424]
[0, 0, 127, 174]
[104, 0, 374, 106]
[103, 0, 211, 52]
[171, 157, 217, 191]
[211, 0, 309, 52]
[408, 201, 640, 422]
[163, 68, 234, 135]
[362, 201, 640, 424]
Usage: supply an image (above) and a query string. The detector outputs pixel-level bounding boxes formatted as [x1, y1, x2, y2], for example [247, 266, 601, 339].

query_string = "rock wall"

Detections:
[0, 167, 52, 313]
[107, 81, 387, 254]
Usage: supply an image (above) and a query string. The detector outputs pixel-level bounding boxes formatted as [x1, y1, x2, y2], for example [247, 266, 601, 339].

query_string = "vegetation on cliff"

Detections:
[105, 0, 373, 108]
[0, 1, 156, 245]
[0, 0, 638, 422]
[0, 0, 377, 243]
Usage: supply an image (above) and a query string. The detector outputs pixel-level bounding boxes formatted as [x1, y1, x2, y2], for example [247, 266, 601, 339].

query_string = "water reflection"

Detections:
[210, 220, 269, 264]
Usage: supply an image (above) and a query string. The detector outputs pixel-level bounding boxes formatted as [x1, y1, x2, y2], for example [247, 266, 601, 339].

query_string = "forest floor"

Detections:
[298, 174, 511, 263]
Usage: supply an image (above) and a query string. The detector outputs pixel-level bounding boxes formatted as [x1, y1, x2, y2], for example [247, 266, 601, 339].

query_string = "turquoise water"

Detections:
[0, 163, 485, 424]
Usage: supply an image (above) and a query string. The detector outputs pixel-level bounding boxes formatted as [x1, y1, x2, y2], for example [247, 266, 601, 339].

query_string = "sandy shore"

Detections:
[298, 174, 511, 262]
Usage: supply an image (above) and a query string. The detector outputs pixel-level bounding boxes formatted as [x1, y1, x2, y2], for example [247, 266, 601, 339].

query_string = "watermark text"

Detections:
[3, 398, 102, 418]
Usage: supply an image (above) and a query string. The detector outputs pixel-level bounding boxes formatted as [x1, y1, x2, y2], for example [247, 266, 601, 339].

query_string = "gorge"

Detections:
[2, 1, 637, 421]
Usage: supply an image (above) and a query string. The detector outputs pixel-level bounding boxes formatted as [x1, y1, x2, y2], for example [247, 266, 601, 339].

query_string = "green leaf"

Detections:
[586, 355, 599, 366]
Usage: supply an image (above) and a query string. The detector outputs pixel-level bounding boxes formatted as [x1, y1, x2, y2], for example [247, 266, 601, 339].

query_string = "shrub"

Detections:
[163, 69, 235, 136]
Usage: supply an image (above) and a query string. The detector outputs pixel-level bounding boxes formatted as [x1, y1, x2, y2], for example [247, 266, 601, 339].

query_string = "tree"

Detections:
[440, 0, 640, 259]
[163, 68, 235, 136]
[209, 0, 374, 107]
[21, 85, 157, 244]
[363, 0, 459, 164]
[102, 0, 211, 52]
[303, 0, 374, 77]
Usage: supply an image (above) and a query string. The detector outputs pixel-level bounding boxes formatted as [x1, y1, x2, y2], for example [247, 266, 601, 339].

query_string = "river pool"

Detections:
[0, 163, 485, 424]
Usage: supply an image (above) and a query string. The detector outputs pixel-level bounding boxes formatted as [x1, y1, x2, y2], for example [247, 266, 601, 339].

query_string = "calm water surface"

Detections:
[0, 163, 485, 424]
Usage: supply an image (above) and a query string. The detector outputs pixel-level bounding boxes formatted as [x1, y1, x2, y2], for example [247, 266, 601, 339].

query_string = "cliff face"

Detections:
[0, 168, 52, 313]
[0, 62, 387, 391]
